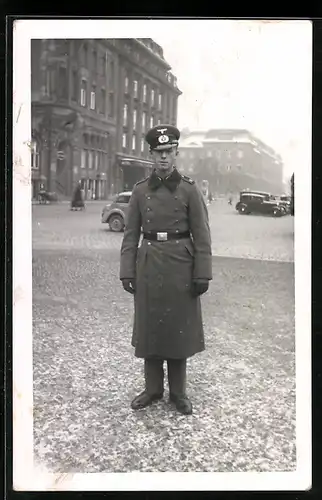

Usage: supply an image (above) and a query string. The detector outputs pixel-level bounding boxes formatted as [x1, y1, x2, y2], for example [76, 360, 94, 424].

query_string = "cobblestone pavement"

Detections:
[32, 200, 294, 262]
[32, 249, 295, 473]
[31, 200, 295, 473]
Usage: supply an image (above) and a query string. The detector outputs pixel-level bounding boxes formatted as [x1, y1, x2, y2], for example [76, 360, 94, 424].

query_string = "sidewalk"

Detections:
[32, 199, 113, 205]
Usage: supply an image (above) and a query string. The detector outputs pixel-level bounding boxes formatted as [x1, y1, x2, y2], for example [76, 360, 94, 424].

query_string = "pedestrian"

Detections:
[120, 124, 212, 415]
[71, 181, 85, 210]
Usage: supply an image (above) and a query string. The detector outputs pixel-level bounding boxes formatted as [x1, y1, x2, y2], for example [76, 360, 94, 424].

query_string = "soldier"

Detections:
[120, 124, 212, 415]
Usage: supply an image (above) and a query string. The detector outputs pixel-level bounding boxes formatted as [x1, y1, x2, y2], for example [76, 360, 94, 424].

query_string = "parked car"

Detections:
[38, 190, 58, 204]
[277, 195, 291, 214]
[101, 191, 132, 232]
[235, 191, 286, 217]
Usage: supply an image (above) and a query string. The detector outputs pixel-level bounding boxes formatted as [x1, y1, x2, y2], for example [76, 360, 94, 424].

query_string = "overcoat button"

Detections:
[148, 242, 151, 245]
[175, 220, 179, 223]
[175, 229, 179, 233]
[147, 219, 150, 223]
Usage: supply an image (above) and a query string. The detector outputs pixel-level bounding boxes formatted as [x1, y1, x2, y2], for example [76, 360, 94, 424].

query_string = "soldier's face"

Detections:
[151, 146, 178, 172]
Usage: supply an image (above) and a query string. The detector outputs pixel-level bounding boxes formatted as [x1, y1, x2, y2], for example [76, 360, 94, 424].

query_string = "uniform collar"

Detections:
[148, 167, 182, 192]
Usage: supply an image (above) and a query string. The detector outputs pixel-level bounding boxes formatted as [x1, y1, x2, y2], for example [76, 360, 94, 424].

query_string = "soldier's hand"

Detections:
[192, 279, 209, 297]
[122, 278, 136, 294]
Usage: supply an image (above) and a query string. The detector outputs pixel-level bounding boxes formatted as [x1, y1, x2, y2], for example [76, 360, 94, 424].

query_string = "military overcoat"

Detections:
[120, 168, 212, 359]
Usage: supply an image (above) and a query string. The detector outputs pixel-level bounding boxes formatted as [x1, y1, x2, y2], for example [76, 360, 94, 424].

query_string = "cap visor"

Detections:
[151, 142, 179, 151]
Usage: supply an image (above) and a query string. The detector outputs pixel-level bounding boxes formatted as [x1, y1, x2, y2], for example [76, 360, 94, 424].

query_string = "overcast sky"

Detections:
[154, 20, 312, 181]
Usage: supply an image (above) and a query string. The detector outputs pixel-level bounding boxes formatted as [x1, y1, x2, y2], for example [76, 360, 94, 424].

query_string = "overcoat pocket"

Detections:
[184, 242, 195, 258]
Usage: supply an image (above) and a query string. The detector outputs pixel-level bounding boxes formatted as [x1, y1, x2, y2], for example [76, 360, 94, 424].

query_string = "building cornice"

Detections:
[133, 39, 171, 70]
[107, 38, 181, 96]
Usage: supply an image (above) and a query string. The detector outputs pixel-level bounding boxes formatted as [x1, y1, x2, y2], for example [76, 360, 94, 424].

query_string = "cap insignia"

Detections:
[158, 134, 169, 144]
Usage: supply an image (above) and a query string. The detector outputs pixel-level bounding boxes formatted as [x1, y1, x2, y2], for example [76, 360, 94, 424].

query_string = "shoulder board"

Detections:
[181, 175, 195, 185]
[135, 177, 149, 186]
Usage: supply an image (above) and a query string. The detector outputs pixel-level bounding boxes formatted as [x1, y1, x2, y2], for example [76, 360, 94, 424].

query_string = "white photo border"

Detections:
[12, 18, 312, 491]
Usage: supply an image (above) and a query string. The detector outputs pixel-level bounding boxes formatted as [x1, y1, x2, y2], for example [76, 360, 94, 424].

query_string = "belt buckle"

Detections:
[157, 232, 168, 241]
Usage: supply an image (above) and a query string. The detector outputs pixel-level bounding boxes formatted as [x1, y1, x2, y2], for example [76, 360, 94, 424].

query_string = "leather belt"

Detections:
[143, 231, 190, 242]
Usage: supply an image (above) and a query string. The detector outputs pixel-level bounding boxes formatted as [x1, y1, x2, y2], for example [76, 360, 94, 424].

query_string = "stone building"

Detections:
[31, 38, 181, 200]
[177, 129, 284, 195]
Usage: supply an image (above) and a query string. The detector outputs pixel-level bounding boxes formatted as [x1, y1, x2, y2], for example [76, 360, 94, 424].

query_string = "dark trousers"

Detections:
[144, 358, 187, 397]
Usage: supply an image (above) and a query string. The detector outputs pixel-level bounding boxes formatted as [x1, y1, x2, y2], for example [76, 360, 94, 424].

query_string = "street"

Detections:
[32, 201, 295, 473]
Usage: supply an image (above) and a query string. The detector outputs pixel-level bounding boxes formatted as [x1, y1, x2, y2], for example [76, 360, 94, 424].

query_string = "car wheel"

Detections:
[238, 205, 248, 214]
[273, 208, 282, 217]
[109, 215, 125, 232]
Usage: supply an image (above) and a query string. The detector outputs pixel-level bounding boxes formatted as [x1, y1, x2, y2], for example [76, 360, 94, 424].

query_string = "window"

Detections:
[132, 135, 136, 151]
[157, 118, 161, 125]
[109, 92, 114, 117]
[82, 44, 88, 67]
[94, 152, 99, 170]
[88, 151, 93, 169]
[125, 76, 129, 93]
[101, 152, 107, 169]
[110, 60, 114, 84]
[167, 94, 172, 115]
[158, 93, 162, 109]
[71, 69, 77, 101]
[133, 109, 137, 129]
[31, 140, 39, 169]
[226, 150, 231, 158]
[93, 50, 97, 72]
[237, 149, 244, 159]
[226, 164, 231, 171]
[116, 194, 131, 204]
[215, 150, 221, 159]
[151, 89, 155, 106]
[122, 133, 127, 148]
[123, 104, 128, 127]
[143, 84, 147, 102]
[58, 66, 68, 99]
[81, 150, 86, 168]
[100, 88, 106, 114]
[142, 111, 146, 131]
[133, 80, 138, 98]
[150, 115, 154, 128]
[90, 88, 96, 110]
[207, 150, 212, 158]
[80, 80, 87, 106]
[101, 53, 107, 76]
[141, 138, 144, 152]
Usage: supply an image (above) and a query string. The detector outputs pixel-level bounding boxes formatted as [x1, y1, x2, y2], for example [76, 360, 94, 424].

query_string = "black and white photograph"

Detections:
[13, 19, 311, 491]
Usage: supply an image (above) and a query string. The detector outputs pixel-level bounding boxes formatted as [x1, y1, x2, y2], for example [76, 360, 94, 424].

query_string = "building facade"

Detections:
[31, 38, 181, 200]
[177, 129, 284, 195]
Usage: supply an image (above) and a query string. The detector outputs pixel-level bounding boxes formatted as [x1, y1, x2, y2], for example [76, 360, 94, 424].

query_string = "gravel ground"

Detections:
[32, 249, 295, 473]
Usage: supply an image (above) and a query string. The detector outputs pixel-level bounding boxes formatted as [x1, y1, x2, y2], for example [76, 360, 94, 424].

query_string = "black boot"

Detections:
[169, 393, 193, 415]
[131, 391, 163, 410]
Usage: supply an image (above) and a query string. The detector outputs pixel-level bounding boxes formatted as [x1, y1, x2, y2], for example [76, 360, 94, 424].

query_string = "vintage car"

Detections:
[235, 191, 286, 217]
[277, 195, 292, 214]
[101, 191, 132, 232]
[37, 190, 58, 204]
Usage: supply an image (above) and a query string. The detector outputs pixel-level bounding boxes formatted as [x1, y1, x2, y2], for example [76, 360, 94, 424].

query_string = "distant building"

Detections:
[177, 129, 284, 195]
[31, 38, 181, 200]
